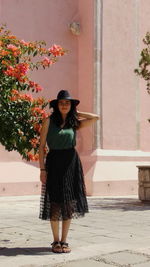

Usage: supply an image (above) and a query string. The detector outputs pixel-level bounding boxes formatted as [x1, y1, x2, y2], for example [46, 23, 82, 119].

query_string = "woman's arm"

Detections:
[39, 117, 50, 183]
[77, 111, 100, 129]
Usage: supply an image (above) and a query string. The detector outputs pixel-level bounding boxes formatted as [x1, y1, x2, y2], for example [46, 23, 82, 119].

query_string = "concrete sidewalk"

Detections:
[0, 195, 150, 266]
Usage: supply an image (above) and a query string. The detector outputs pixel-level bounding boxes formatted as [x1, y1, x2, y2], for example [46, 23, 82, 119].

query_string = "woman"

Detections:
[39, 90, 99, 253]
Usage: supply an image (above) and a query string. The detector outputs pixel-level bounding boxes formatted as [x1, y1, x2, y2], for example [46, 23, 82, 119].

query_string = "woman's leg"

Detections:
[50, 220, 59, 241]
[50, 220, 62, 253]
[61, 219, 71, 242]
[50, 203, 61, 241]
[61, 219, 71, 252]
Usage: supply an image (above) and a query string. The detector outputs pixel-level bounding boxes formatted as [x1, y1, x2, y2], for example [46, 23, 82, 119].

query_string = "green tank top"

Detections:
[46, 117, 76, 150]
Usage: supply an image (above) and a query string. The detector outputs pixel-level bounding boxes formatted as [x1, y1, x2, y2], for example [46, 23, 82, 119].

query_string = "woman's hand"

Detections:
[40, 170, 47, 184]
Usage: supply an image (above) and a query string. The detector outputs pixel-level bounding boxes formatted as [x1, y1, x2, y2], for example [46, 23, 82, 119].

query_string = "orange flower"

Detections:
[9, 96, 18, 102]
[33, 123, 42, 133]
[42, 112, 49, 118]
[4, 63, 29, 80]
[31, 107, 48, 119]
[33, 97, 45, 105]
[0, 50, 9, 56]
[28, 42, 36, 49]
[38, 47, 47, 53]
[11, 89, 19, 95]
[7, 44, 18, 51]
[7, 44, 21, 57]
[20, 94, 33, 102]
[35, 84, 43, 92]
[10, 91, 33, 103]
[42, 57, 53, 67]
[29, 138, 39, 148]
[1, 60, 9, 65]
[27, 152, 35, 161]
[48, 44, 65, 57]
[34, 154, 39, 161]
[27, 152, 39, 161]
[20, 39, 29, 46]
[28, 81, 43, 92]
[31, 107, 44, 114]
[7, 35, 17, 39]
[19, 77, 28, 83]
[29, 81, 35, 88]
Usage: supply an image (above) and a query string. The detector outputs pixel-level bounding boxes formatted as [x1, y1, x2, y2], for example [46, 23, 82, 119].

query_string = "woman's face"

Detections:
[58, 99, 71, 115]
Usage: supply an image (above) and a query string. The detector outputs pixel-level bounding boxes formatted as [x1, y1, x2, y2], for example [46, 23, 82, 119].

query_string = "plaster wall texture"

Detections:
[139, 0, 150, 151]
[102, 0, 150, 152]
[102, 0, 138, 150]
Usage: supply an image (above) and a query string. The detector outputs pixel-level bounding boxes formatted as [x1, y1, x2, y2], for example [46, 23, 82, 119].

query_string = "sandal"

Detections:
[61, 242, 71, 253]
[51, 241, 62, 253]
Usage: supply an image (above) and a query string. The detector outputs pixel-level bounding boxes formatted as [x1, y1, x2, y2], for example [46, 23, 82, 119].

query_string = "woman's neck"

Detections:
[61, 114, 67, 122]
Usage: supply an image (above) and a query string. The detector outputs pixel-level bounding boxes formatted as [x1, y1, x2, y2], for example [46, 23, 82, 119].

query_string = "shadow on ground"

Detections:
[0, 246, 52, 256]
[88, 198, 150, 212]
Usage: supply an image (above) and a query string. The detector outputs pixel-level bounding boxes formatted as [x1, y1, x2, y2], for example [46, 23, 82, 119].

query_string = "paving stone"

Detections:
[135, 261, 150, 267]
[56, 259, 113, 267]
[93, 250, 150, 266]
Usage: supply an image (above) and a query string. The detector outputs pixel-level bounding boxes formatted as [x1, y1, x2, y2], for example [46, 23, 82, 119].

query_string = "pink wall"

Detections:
[139, 0, 150, 151]
[77, 0, 94, 153]
[102, 0, 137, 150]
[102, 0, 150, 151]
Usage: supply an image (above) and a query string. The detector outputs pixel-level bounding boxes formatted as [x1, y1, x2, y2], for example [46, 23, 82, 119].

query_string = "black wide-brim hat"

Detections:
[49, 90, 80, 108]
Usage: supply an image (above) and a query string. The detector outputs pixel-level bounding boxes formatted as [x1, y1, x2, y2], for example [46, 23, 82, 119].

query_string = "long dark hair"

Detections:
[50, 101, 81, 130]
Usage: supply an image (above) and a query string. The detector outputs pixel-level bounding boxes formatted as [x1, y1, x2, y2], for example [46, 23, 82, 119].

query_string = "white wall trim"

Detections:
[93, 0, 103, 149]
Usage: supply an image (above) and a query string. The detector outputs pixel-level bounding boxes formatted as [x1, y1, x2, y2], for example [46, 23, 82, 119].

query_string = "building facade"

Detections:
[1, 0, 150, 196]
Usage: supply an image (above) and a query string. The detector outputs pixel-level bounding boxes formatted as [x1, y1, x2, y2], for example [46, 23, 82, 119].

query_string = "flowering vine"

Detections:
[0, 25, 66, 161]
[135, 32, 150, 93]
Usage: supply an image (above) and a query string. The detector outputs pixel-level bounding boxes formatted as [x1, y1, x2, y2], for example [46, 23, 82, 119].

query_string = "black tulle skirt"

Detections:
[39, 147, 89, 221]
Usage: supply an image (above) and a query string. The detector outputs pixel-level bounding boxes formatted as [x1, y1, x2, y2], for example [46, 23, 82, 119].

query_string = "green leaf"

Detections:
[33, 50, 38, 57]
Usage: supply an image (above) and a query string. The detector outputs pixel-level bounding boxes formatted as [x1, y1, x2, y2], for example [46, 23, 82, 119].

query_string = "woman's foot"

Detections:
[61, 242, 71, 253]
[51, 241, 62, 253]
